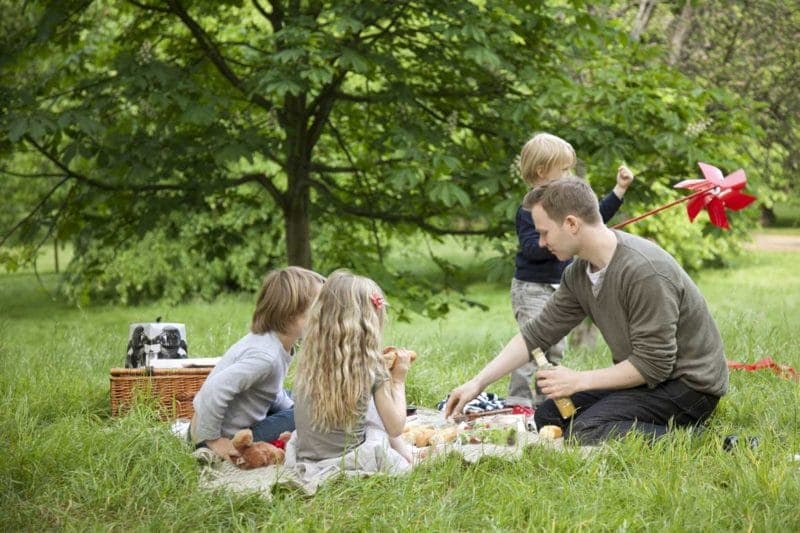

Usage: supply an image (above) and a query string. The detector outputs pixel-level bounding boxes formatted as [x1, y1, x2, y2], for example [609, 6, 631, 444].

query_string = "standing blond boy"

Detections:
[508, 133, 634, 408]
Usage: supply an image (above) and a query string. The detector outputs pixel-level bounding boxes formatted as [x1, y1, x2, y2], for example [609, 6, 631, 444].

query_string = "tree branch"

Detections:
[24, 136, 186, 192]
[310, 159, 403, 174]
[125, 0, 170, 13]
[253, 0, 283, 32]
[0, 167, 64, 179]
[235, 172, 286, 210]
[309, 177, 506, 237]
[307, 70, 349, 146]
[0, 177, 70, 248]
[412, 97, 498, 137]
[165, 0, 272, 111]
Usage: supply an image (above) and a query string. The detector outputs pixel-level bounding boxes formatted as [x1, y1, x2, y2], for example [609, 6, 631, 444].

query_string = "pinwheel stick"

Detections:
[612, 163, 755, 230]
[612, 187, 712, 230]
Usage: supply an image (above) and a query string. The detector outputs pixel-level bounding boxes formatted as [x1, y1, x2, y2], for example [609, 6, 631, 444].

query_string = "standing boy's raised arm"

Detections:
[613, 164, 634, 199]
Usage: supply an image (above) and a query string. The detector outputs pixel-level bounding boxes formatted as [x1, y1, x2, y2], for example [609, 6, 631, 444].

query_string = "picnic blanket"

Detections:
[183, 408, 557, 499]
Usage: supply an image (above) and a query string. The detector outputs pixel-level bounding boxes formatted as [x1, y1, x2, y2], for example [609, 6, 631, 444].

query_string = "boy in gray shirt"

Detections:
[445, 178, 727, 444]
[191, 267, 325, 462]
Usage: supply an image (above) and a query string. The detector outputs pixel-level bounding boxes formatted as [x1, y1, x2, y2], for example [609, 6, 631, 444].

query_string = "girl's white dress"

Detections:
[284, 400, 411, 493]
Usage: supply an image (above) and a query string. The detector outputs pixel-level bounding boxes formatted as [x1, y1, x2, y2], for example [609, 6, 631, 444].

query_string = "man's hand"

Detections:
[443, 379, 483, 420]
[205, 437, 241, 463]
[536, 366, 585, 399]
[614, 165, 634, 198]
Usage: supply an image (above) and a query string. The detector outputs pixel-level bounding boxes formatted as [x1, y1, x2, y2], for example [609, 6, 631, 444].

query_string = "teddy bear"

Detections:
[230, 429, 291, 469]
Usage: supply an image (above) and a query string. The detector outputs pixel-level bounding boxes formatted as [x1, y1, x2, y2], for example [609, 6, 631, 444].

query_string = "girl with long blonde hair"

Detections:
[289, 270, 413, 470]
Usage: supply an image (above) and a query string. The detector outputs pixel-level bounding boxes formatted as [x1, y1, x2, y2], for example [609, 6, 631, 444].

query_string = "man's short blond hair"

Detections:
[251, 266, 325, 334]
[519, 133, 576, 187]
[523, 177, 602, 225]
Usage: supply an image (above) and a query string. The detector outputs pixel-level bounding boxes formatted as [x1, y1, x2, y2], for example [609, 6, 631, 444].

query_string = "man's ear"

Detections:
[564, 214, 581, 234]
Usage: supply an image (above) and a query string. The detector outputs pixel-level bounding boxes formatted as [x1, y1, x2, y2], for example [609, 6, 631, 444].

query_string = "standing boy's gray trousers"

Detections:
[508, 279, 565, 407]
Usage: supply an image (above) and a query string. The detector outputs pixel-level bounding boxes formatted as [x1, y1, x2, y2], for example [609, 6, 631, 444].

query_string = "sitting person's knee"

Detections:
[565, 418, 609, 445]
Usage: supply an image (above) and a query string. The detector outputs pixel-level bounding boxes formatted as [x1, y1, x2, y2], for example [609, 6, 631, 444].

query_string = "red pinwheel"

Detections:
[673, 163, 757, 229]
[613, 162, 757, 230]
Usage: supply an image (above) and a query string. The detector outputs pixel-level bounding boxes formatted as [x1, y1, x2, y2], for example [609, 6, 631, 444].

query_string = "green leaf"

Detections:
[464, 46, 501, 68]
[264, 79, 303, 98]
[338, 48, 369, 73]
[8, 118, 28, 142]
[273, 48, 306, 64]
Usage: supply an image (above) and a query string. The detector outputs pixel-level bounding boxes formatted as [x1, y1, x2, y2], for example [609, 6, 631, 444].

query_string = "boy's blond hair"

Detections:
[519, 132, 576, 187]
[294, 270, 389, 431]
[251, 266, 326, 335]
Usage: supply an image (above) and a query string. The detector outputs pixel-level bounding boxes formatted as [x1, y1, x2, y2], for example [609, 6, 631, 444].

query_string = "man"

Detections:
[445, 177, 728, 444]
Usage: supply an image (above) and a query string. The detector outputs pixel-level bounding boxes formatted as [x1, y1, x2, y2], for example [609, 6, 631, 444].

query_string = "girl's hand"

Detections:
[389, 348, 414, 382]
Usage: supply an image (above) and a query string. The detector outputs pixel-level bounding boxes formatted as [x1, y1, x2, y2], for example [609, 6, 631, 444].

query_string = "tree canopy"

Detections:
[0, 0, 767, 309]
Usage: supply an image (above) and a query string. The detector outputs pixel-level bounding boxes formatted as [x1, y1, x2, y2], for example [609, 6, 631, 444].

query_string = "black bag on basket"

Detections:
[125, 319, 188, 368]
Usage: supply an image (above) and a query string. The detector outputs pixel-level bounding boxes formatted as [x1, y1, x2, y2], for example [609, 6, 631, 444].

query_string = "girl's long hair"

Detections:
[294, 270, 389, 431]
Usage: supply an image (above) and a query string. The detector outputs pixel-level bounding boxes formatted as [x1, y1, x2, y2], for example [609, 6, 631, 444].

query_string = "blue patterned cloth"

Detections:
[437, 392, 506, 414]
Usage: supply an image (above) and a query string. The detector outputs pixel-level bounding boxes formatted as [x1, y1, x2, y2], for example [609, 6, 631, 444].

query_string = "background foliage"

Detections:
[1, 0, 788, 307]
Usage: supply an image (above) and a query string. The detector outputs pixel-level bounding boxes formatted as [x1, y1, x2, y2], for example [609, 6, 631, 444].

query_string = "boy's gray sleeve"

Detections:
[272, 387, 294, 412]
[192, 354, 272, 442]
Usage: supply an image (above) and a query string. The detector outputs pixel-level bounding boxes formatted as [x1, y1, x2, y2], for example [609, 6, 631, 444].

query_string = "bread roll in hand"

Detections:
[382, 345, 417, 369]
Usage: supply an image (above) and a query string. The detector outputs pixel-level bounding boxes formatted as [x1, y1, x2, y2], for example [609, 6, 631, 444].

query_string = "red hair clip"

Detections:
[370, 292, 385, 310]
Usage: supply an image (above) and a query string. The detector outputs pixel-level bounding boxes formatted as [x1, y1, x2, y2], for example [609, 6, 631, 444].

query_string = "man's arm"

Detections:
[444, 333, 530, 419]
[537, 359, 646, 399]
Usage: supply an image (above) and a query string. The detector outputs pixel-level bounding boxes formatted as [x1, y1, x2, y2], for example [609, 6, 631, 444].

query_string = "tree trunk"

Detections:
[668, 1, 693, 66]
[760, 205, 777, 227]
[630, 0, 658, 41]
[284, 185, 313, 268]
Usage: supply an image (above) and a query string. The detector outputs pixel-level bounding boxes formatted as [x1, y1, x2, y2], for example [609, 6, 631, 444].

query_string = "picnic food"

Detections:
[230, 428, 289, 469]
[383, 346, 418, 369]
[537, 425, 563, 440]
[458, 426, 518, 446]
[402, 425, 436, 447]
[429, 426, 460, 445]
[532, 348, 577, 418]
[402, 424, 459, 447]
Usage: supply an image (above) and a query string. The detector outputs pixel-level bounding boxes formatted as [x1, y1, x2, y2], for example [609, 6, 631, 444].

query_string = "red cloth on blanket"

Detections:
[727, 357, 799, 382]
[511, 405, 535, 416]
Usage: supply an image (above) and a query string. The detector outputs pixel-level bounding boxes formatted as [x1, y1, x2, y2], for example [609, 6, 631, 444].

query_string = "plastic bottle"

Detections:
[531, 348, 576, 418]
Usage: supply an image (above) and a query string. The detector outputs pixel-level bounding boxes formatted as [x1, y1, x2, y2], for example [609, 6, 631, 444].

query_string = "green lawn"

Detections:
[1, 243, 799, 530]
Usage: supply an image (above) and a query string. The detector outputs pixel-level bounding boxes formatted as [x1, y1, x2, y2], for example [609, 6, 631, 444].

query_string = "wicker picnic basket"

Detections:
[109, 367, 212, 420]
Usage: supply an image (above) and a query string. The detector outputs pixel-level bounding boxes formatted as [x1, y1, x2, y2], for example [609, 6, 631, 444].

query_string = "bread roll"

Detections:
[382, 346, 418, 369]
[414, 427, 436, 448]
[538, 425, 563, 440]
[429, 426, 459, 445]
[402, 424, 435, 447]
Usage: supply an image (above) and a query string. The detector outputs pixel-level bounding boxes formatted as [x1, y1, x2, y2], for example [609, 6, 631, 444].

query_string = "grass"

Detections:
[2, 241, 800, 530]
